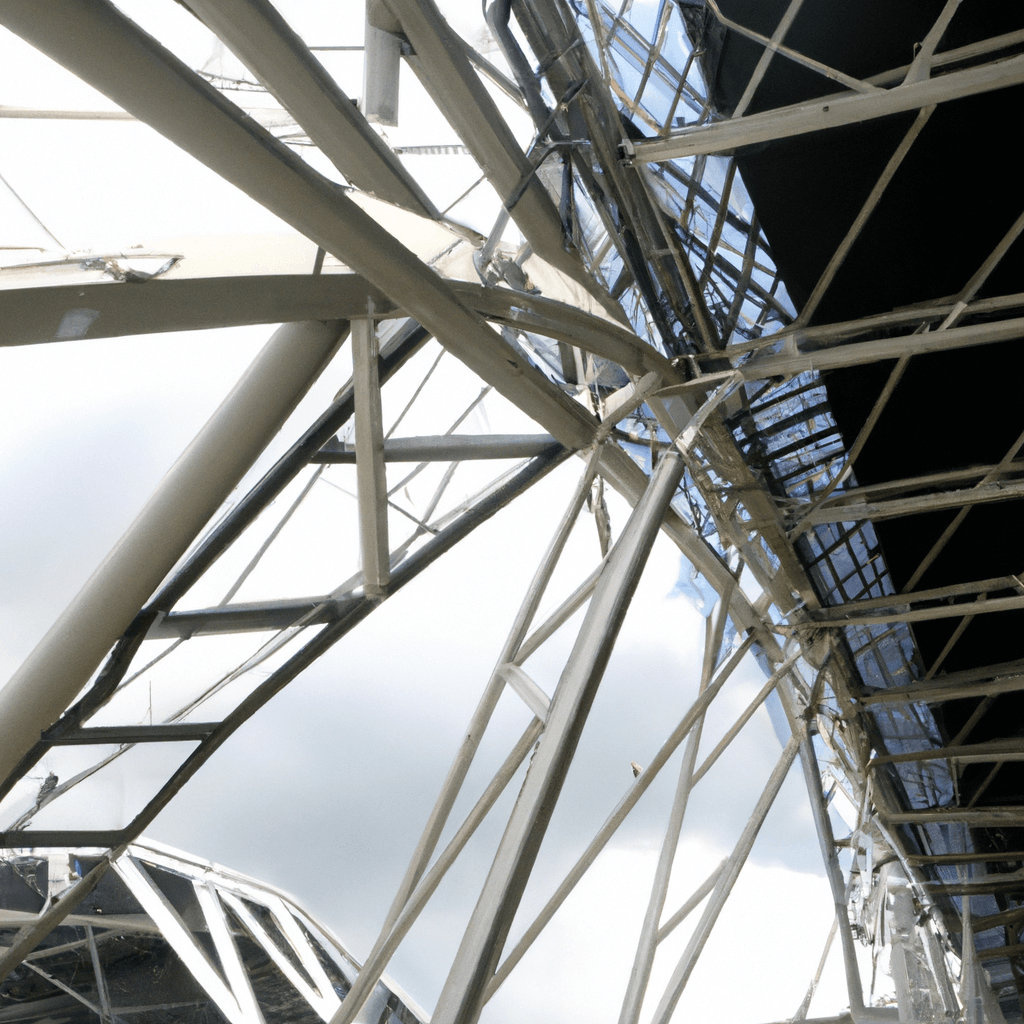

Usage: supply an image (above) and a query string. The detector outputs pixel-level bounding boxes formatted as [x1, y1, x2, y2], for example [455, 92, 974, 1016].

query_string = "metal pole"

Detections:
[352, 314, 390, 596]
[0, 320, 346, 786]
[433, 450, 685, 1024]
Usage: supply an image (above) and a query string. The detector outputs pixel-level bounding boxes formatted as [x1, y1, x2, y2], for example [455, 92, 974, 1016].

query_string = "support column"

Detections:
[432, 449, 685, 1024]
[352, 314, 389, 597]
[0, 320, 347, 786]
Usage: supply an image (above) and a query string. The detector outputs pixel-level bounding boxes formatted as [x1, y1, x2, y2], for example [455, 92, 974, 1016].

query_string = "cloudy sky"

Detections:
[0, 3, 879, 1021]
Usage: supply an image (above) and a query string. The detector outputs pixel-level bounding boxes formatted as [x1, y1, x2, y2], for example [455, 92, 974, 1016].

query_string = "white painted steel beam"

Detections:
[352, 317, 390, 597]
[0, 268, 669, 380]
[314, 433, 561, 463]
[660, 317, 1024, 391]
[484, 639, 768, 1001]
[0, 319, 345, 787]
[114, 857, 249, 1024]
[813, 593, 1024, 626]
[795, 477, 1024, 525]
[626, 53, 1024, 162]
[619, 596, 731, 1024]
[220, 890, 342, 1021]
[193, 883, 267, 1024]
[147, 598, 351, 638]
[804, 459, 1024, 506]
[860, 672, 1024, 707]
[432, 450, 684, 1024]
[330, 450, 604, 1024]
[364, 1, 401, 126]
[184, 0, 438, 216]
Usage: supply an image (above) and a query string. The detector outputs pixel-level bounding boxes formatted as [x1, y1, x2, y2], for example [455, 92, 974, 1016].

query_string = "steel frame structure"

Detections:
[1, 0, 1022, 1021]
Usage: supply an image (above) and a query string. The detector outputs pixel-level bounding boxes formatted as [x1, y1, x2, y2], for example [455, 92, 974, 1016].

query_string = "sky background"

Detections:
[0, 2, 882, 1021]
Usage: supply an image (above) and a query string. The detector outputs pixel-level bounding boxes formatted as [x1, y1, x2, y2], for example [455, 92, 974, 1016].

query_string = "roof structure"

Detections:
[1, 0, 1023, 1021]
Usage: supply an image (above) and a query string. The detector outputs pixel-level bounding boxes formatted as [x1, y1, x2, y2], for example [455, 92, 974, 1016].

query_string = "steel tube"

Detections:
[627, 53, 1024, 162]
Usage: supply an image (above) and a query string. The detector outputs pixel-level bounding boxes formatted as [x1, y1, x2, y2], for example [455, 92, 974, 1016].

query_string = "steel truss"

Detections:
[1, 0, 1022, 1022]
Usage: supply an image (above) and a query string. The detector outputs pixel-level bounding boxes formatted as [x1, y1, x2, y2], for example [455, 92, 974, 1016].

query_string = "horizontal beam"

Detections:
[627, 53, 1024, 161]
[811, 592, 1024, 627]
[710, 291, 1024, 364]
[42, 724, 217, 745]
[314, 434, 561, 463]
[832, 575, 1022, 614]
[796, 478, 1024, 525]
[871, 738, 1024, 766]
[906, 850, 1024, 868]
[0, 266, 669, 379]
[811, 459, 1024, 506]
[146, 598, 357, 638]
[883, 807, 1024, 827]
[859, 671, 1024, 707]
[0, 273, 391, 347]
[661, 316, 1024, 388]
[977, 941, 1024, 962]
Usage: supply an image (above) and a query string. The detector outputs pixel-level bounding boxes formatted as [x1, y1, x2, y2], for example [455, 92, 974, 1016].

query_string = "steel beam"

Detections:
[872, 738, 1024, 767]
[114, 857, 250, 1024]
[661, 317, 1024, 390]
[813, 593, 1024, 627]
[352, 316, 390, 597]
[860, 667, 1024, 707]
[42, 724, 217, 745]
[431, 450, 685, 1024]
[314, 433, 561, 463]
[146, 598, 356, 638]
[184, 0, 438, 216]
[807, 460, 1024, 507]
[650, 733, 804, 1024]
[0, 830, 125, 848]
[0, 319, 345, 787]
[626, 53, 1024, 162]
[0, 268, 671, 382]
[0, 273, 389, 348]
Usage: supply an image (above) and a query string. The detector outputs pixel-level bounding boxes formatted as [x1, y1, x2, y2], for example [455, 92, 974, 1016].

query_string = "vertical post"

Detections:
[432, 450, 685, 1024]
[363, 0, 401, 126]
[0, 320, 347, 787]
[352, 311, 390, 597]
